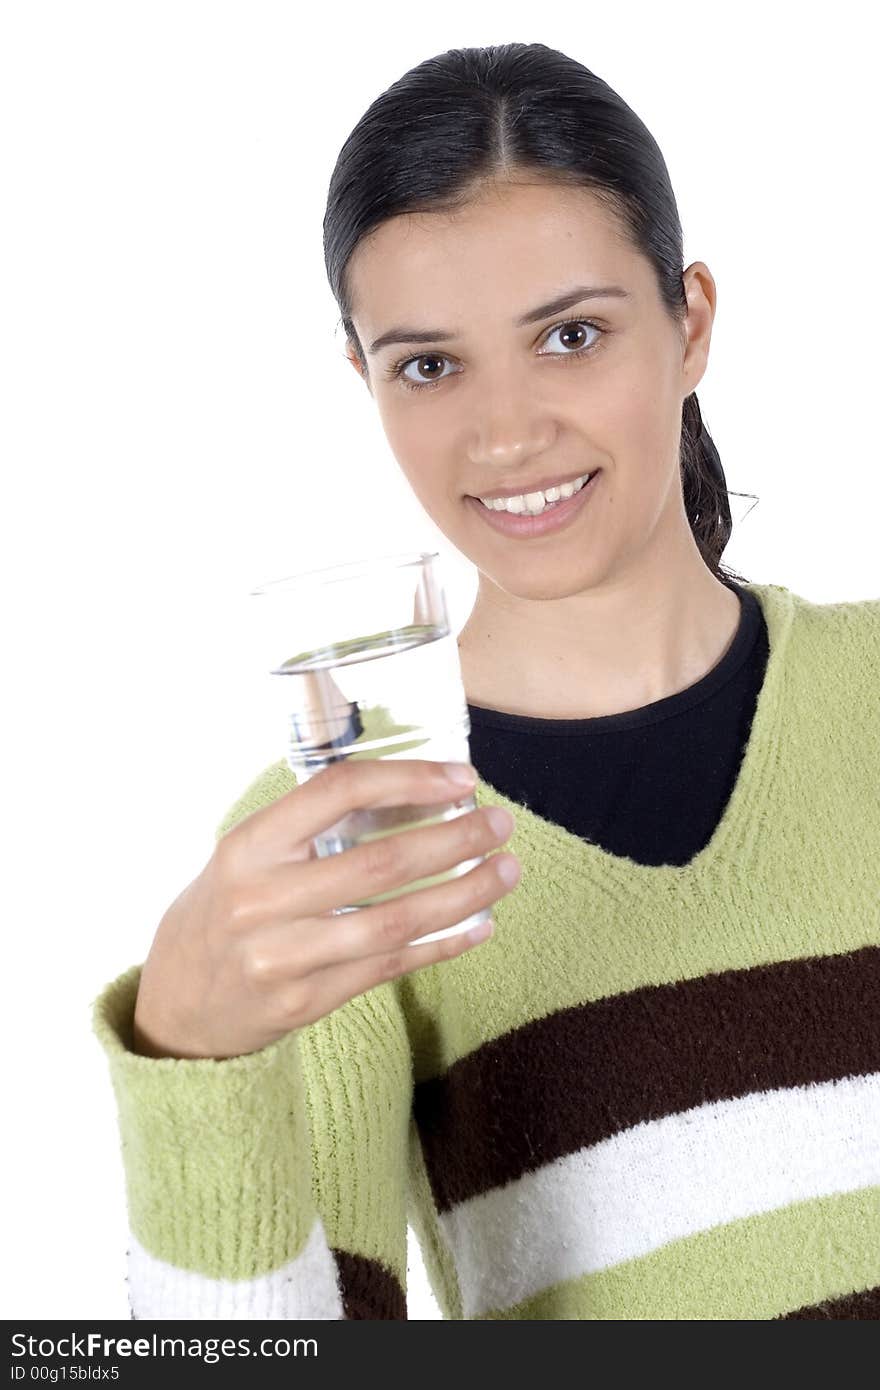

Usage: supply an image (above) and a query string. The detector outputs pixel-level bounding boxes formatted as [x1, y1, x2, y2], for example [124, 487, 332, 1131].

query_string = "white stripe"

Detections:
[438, 1072, 880, 1318]
[127, 1216, 345, 1319]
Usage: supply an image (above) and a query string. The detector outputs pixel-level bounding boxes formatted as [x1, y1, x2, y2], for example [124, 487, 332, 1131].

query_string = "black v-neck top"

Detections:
[465, 579, 768, 868]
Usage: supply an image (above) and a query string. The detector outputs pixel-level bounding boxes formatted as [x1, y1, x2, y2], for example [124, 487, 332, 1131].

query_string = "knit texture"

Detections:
[91, 580, 880, 1319]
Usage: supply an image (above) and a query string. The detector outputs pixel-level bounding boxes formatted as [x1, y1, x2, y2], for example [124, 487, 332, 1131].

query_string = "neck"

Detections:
[456, 537, 742, 721]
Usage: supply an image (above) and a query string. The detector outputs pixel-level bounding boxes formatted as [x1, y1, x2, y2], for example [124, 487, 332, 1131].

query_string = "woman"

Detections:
[93, 42, 880, 1320]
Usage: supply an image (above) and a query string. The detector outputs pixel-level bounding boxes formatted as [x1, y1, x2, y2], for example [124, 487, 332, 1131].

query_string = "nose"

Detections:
[464, 363, 557, 472]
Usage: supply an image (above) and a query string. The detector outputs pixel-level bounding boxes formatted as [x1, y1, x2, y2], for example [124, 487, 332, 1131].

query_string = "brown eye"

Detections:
[561, 323, 587, 348]
[390, 352, 455, 392]
[411, 355, 446, 381]
[541, 320, 603, 355]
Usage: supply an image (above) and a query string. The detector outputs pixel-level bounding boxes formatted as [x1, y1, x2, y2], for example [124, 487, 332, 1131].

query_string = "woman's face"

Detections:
[345, 177, 715, 601]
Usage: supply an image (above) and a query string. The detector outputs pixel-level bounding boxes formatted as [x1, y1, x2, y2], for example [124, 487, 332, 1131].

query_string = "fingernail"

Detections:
[487, 806, 514, 837]
[466, 918, 494, 944]
[444, 762, 477, 786]
[495, 854, 520, 887]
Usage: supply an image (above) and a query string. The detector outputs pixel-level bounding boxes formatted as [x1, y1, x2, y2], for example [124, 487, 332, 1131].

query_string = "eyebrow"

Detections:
[367, 283, 631, 356]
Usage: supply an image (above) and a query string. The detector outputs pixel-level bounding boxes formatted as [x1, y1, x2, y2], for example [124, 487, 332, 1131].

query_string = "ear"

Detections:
[680, 261, 716, 391]
[345, 345, 372, 394]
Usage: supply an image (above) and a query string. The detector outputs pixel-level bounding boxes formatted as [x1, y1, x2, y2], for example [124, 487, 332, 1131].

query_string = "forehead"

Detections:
[346, 180, 639, 327]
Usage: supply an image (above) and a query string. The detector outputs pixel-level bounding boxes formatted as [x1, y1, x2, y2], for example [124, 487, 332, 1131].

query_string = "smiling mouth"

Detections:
[469, 470, 598, 516]
[464, 467, 601, 537]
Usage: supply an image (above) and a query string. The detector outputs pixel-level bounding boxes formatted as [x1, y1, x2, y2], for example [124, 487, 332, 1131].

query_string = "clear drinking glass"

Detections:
[249, 551, 490, 946]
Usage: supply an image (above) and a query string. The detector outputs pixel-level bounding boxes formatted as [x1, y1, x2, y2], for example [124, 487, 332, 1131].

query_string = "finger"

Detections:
[268, 800, 514, 922]
[271, 899, 500, 1034]
[245, 843, 519, 977]
[241, 756, 479, 857]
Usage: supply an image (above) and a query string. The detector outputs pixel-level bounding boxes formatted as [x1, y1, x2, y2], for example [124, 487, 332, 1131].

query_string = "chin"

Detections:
[514, 578, 595, 601]
[482, 563, 602, 603]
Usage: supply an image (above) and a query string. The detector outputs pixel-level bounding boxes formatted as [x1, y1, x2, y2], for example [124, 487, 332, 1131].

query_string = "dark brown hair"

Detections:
[323, 42, 756, 584]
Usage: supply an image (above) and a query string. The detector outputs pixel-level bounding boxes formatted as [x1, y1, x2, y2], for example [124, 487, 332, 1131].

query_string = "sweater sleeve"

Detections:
[90, 758, 412, 1320]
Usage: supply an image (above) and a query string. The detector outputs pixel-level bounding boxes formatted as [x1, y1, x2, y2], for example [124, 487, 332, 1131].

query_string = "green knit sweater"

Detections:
[91, 580, 880, 1320]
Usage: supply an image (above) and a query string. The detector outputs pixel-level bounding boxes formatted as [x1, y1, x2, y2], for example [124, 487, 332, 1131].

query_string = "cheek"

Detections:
[377, 401, 454, 500]
[596, 357, 680, 479]
[594, 355, 664, 439]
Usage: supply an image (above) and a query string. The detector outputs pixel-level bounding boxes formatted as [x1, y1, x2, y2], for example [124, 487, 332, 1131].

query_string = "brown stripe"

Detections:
[331, 1249, 407, 1319]
[777, 1284, 880, 1318]
[413, 944, 880, 1213]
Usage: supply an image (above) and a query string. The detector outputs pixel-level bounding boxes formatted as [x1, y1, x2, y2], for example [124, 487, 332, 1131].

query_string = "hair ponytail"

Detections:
[681, 391, 754, 585]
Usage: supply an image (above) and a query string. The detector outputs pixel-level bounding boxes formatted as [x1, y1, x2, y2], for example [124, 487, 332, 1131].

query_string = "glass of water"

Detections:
[249, 551, 489, 946]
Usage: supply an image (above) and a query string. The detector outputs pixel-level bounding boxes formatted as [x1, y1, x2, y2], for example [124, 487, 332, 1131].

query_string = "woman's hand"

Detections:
[132, 759, 519, 1060]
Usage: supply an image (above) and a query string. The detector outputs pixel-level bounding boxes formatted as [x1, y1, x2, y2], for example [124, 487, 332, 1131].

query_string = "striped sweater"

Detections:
[91, 579, 880, 1319]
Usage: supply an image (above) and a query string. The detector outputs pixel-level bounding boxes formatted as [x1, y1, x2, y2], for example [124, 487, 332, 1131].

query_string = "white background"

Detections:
[2, 1, 877, 1320]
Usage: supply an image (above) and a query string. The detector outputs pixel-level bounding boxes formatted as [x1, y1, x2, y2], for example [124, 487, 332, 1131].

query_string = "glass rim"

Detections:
[249, 550, 439, 597]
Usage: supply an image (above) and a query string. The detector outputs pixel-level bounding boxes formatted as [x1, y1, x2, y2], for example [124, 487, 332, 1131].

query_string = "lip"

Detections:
[466, 469, 601, 538]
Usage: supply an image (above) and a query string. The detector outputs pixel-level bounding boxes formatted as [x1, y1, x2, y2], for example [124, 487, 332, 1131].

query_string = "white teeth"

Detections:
[479, 472, 592, 515]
